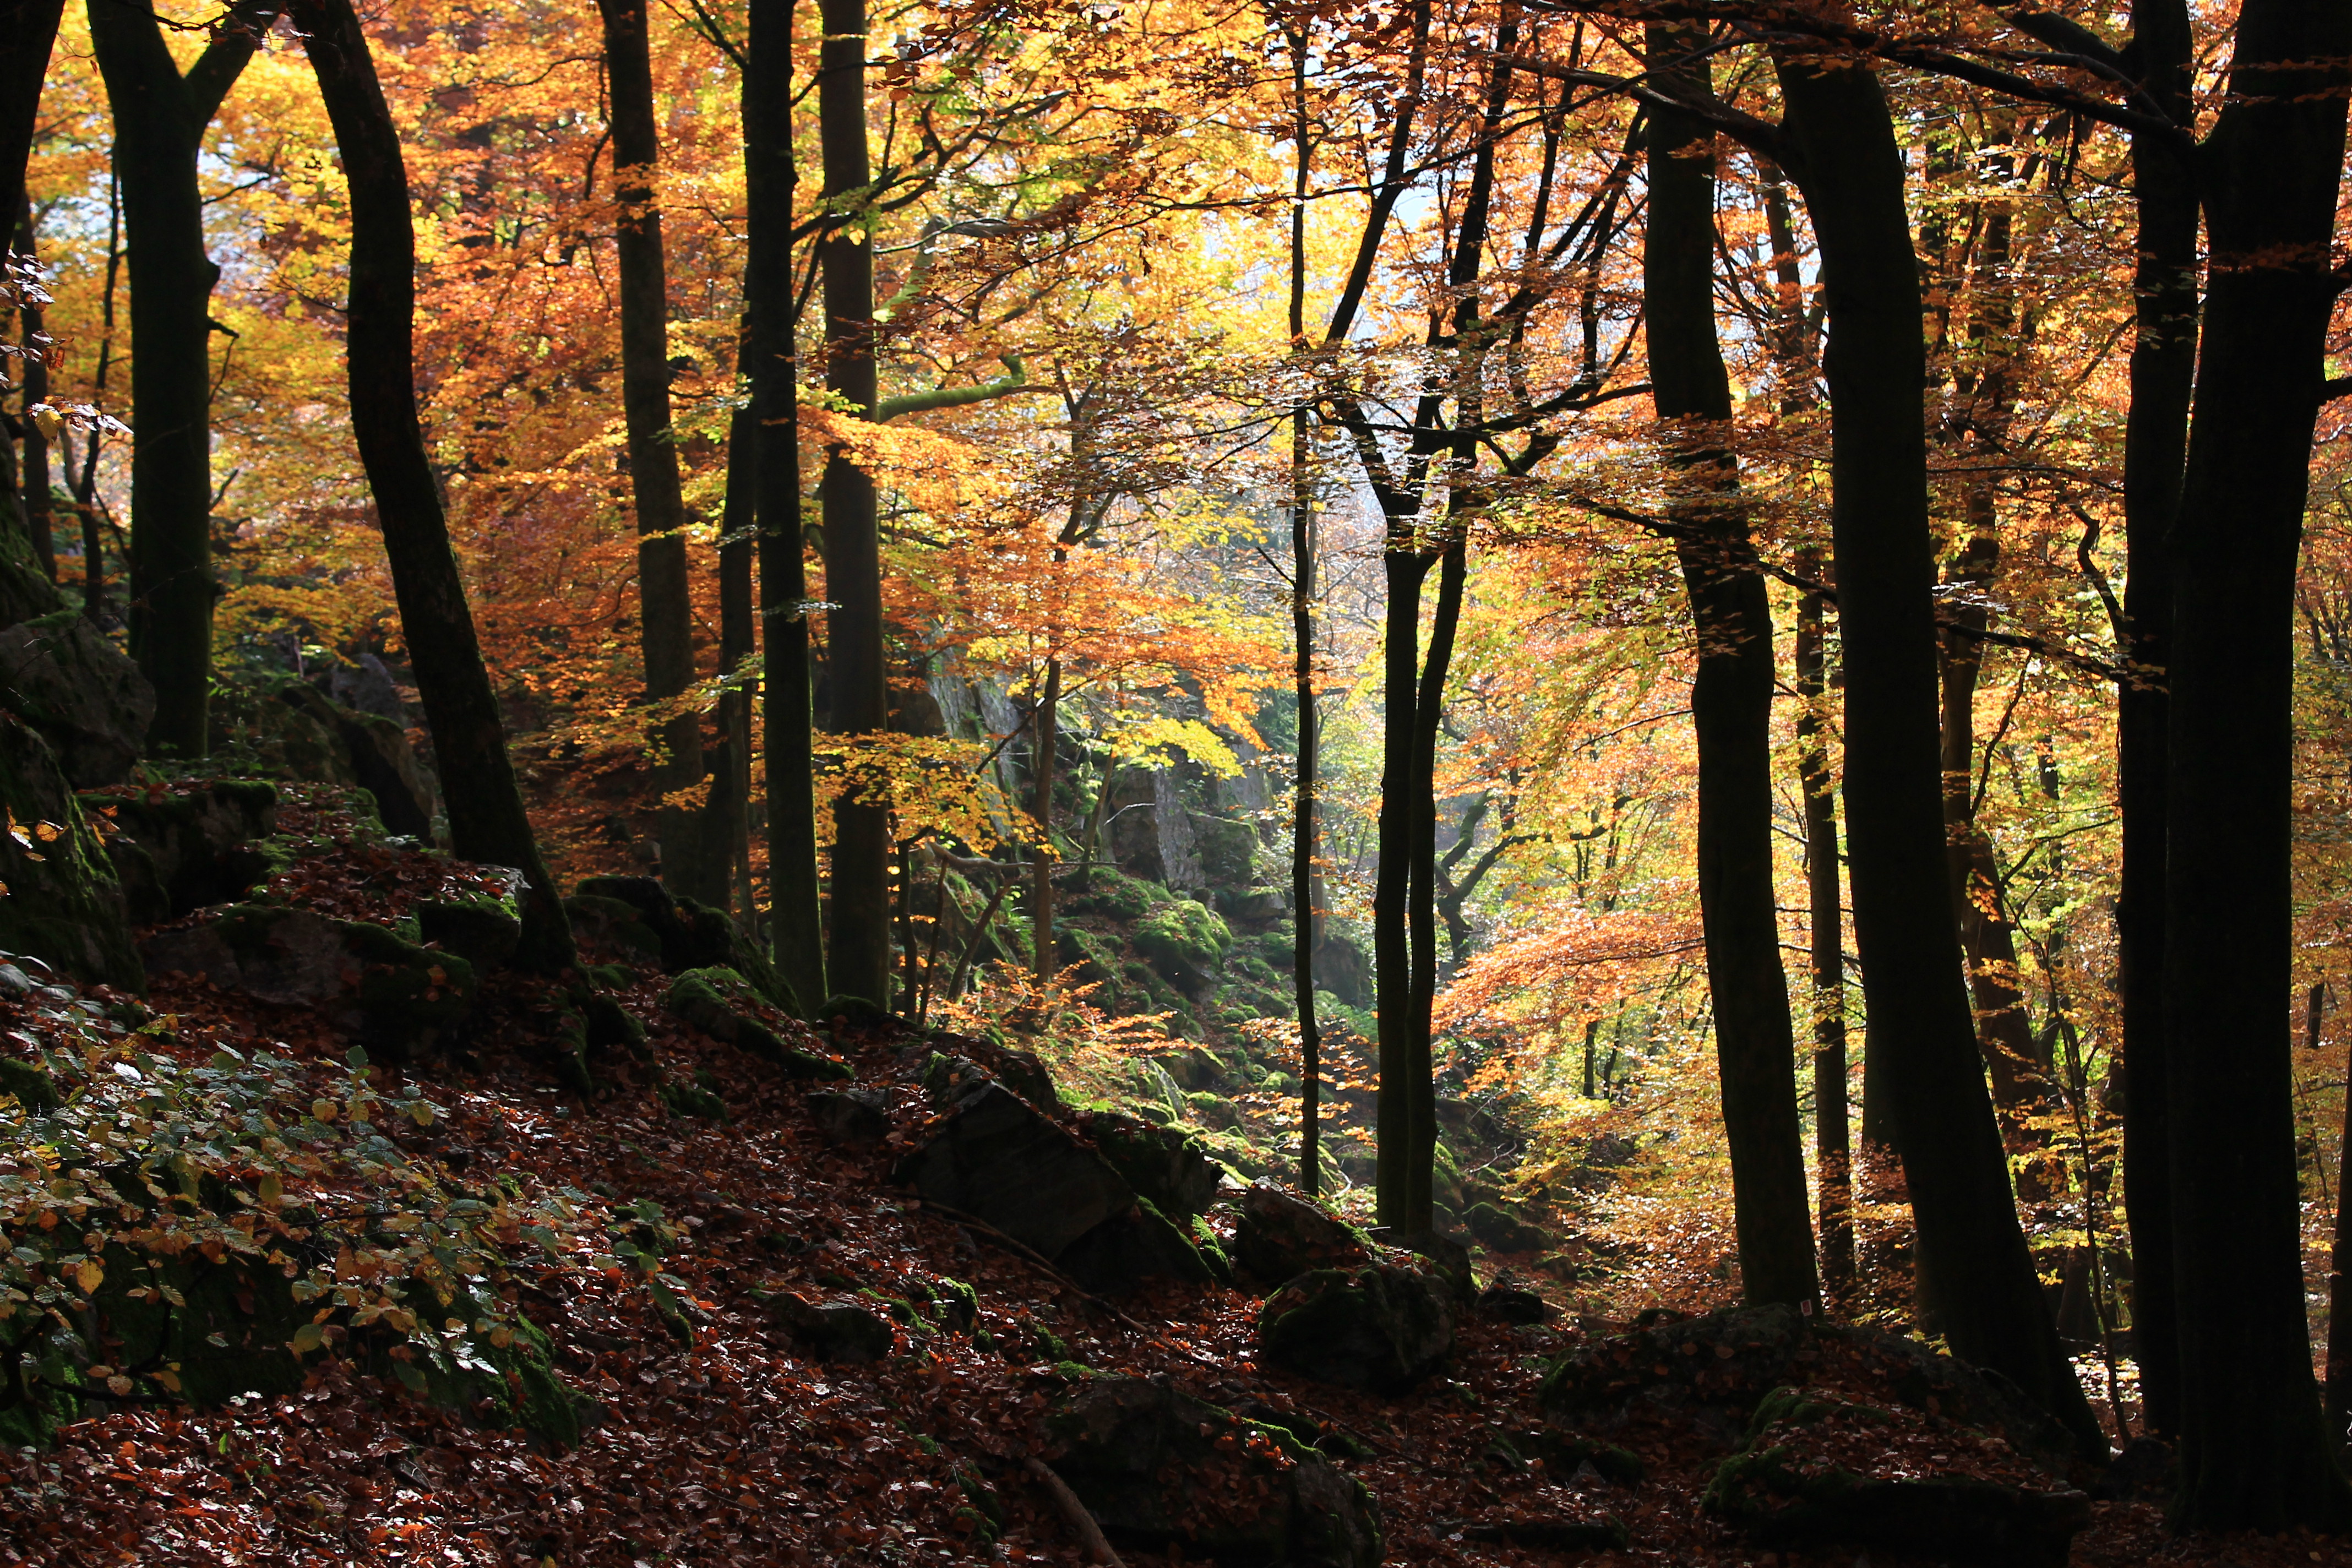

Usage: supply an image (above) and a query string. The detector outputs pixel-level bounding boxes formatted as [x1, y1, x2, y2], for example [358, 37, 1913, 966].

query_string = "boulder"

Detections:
[1044, 1375, 1383, 1568]
[1089, 1112, 1223, 1221]
[0, 611, 153, 787]
[1059, 1199, 1218, 1294]
[771, 1293, 895, 1363]
[1703, 1386, 2089, 1567]
[276, 684, 435, 839]
[1133, 898, 1231, 993]
[573, 874, 798, 1012]
[79, 780, 279, 922]
[0, 712, 141, 988]
[1482, 1282, 1550, 1325]
[894, 1081, 1134, 1260]
[1259, 1262, 1456, 1396]
[140, 904, 475, 1057]
[1372, 1224, 1478, 1304]
[809, 1087, 892, 1147]
[1463, 1200, 1551, 1255]
[1232, 1182, 1371, 1287]
[663, 967, 848, 1080]
[415, 867, 527, 972]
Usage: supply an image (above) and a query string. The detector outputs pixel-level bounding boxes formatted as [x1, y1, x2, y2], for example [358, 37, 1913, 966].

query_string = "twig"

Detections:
[1025, 1456, 1125, 1565]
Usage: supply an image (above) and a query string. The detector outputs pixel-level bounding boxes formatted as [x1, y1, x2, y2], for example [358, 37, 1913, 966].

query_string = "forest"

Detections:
[0, 0, 2348, 1562]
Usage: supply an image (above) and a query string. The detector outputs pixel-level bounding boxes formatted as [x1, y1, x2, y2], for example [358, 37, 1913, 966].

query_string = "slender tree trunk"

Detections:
[596, 0, 720, 906]
[89, 2, 275, 757]
[2116, 0, 2196, 1445]
[2162, 0, 2352, 1527]
[715, 395, 757, 923]
[0, 2, 61, 584]
[1794, 569, 1853, 1295]
[743, 0, 823, 1012]
[817, 0, 891, 1007]
[1404, 530, 1464, 1228]
[1373, 546, 1431, 1227]
[290, 0, 574, 971]
[1771, 43, 2100, 1455]
[1645, 23, 1816, 1307]
[1030, 656, 1059, 984]
[1286, 18, 1321, 1199]
[15, 205, 51, 581]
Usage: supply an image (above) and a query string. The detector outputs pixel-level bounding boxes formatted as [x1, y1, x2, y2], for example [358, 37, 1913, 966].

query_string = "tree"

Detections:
[2160, 0, 2352, 1526]
[1641, 21, 1816, 1308]
[595, 0, 723, 907]
[287, 0, 575, 972]
[87, 0, 279, 756]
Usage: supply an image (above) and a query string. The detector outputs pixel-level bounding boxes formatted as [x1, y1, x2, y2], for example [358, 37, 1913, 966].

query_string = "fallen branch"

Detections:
[1025, 1456, 1125, 1566]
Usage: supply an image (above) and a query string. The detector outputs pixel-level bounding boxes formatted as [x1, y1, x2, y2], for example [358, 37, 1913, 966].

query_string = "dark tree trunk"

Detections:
[743, 0, 824, 1012]
[2116, 0, 2196, 1445]
[1404, 530, 1464, 1228]
[1030, 656, 1059, 984]
[1770, 43, 2100, 1456]
[2162, 0, 2352, 1527]
[0, 3, 60, 223]
[290, 0, 575, 971]
[817, 0, 891, 1008]
[714, 395, 757, 922]
[1373, 545, 1432, 1227]
[1794, 570, 1853, 1294]
[596, 0, 720, 907]
[88, 1, 274, 757]
[1644, 24, 1817, 1307]
[1287, 18, 1321, 1199]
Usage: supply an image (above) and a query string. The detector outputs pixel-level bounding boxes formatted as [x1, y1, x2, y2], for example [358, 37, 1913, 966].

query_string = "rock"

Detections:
[140, 904, 476, 1057]
[1259, 1262, 1457, 1395]
[1233, 1182, 1370, 1287]
[893, 1081, 1135, 1260]
[818, 992, 892, 1028]
[663, 967, 848, 1080]
[1088, 1112, 1223, 1222]
[81, 780, 280, 922]
[1373, 1224, 1478, 1303]
[0, 712, 142, 988]
[415, 867, 527, 971]
[809, 1087, 892, 1147]
[1703, 1386, 2090, 1567]
[275, 684, 435, 839]
[1311, 933, 1371, 1008]
[1463, 1200, 1551, 1255]
[993, 1045, 1061, 1110]
[1538, 1304, 2077, 1471]
[1059, 1199, 1217, 1294]
[0, 611, 154, 787]
[770, 1293, 894, 1363]
[1185, 1091, 1242, 1130]
[564, 892, 665, 965]
[1482, 1282, 1550, 1325]
[1155, 1045, 1228, 1091]
[1044, 1375, 1383, 1568]
[1133, 899, 1231, 993]
[920, 1052, 994, 1104]
[1218, 887, 1288, 923]
[573, 874, 798, 1012]
[323, 652, 405, 722]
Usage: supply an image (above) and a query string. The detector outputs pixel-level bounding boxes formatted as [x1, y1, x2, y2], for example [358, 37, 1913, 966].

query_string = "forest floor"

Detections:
[0, 861, 2343, 1565]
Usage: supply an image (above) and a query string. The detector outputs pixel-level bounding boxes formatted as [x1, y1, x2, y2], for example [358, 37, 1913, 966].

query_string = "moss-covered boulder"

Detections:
[1134, 898, 1232, 993]
[1088, 1112, 1224, 1221]
[415, 867, 526, 972]
[0, 611, 153, 787]
[1043, 1375, 1382, 1567]
[1059, 1198, 1218, 1294]
[79, 778, 279, 922]
[1702, 1386, 2089, 1567]
[1464, 1199, 1551, 1255]
[808, 1086, 892, 1146]
[662, 966, 848, 1079]
[770, 1293, 895, 1363]
[574, 874, 798, 1012]
[1232, 1180, 1371, 1287]
[1259, 1262, 1456, 1395]
[140, 904, 475, 1057]
[894, 1081, 1135, 1260]
[1065, 867, 1158, 921]
[276, 683, 435, 838]
[0, 712, 141, 988]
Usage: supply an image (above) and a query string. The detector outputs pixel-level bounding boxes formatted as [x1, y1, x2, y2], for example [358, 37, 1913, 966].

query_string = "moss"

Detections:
[1134, 899, 1233, 992]
[1066, 867, 1159, 921]
[0, 713, 141, 988]
[0, 1056, 59, 1110]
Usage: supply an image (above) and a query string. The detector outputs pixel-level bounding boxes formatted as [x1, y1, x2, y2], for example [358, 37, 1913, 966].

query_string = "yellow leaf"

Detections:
[257, 1173, 282, 1206]
[153, 1368, 181, 1393]
[106, 1375, 131, 1396]
[73, 1259, 102, 1293]
[311, 1099, 337, 1123]
[288, 1322, 325, 1355]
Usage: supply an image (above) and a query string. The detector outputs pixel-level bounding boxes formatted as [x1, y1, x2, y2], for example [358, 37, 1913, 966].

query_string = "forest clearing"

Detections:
[1, 0, 2350, 1562]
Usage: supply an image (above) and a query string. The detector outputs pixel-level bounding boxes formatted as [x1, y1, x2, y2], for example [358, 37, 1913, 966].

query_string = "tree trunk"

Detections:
[2116, 0, 2196, 1445]
[818, 0, 891, 1008]
[1030, 657, 1060, 984]
[290, 0, 575, 971]
[88, 2, 276, 756]
[714, 394, 757, 922]
[1404, 530, 1464, 1229]
[743, 0, 824, 1012]
[1794, 569, 1853, 1295]
[1645, 23, 1817, 1308]
[2162, 0, 2352, 1527]
[1, 2, 63, 577]
[15, 204, 52, 580]
[1373, 545, 1431, 1228]
[1286, 18, 1321, 1199]
[1770, 43, 2100, 1456]
[596, 0, 720, 907]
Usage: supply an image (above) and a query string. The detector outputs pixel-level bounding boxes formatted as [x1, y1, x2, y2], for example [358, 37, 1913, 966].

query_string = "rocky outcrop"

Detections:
[277, 684, 434, 839]
[1259, 1263, 1457, 1395]
[0, 611, 154, 787]
[894, 1081, 1135, 1259]
[1232, 1182, 1371, 1287]
[141, 904, 476, 1057]
[1059, 1199, 1218, 1294]
[0, 711, 141, 988]
[770, 1294, 895, 1363]
[80, 780, 279, 923]
[1088, 1112, 1224, 1222]
[1043, 1375, 1383, 1567]
[663, 967, 849, 1080]
[571, 874, 798, 1014]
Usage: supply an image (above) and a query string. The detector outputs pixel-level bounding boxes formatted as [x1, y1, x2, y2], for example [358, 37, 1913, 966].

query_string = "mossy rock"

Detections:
[574, 875, 799, 1013]
[1259, 1262, 1457, 1395]
[416, 870, 525, 971]
[1089, 1112, 1223, 1221]
[665, 967, 848, 1079]
[1184, 1089, 1242, 1131]
[0, 712, 142, 988]
[563, 892, 666, 965]
[1133, 899, 1232, 993]
[0, 609, 152, 787]
[1060, 1196, 1218, 1294]
[1464, 1200, 1550, 1254]
[1066, 867, 1159, 922]
[1054, 923, 1120, 985]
